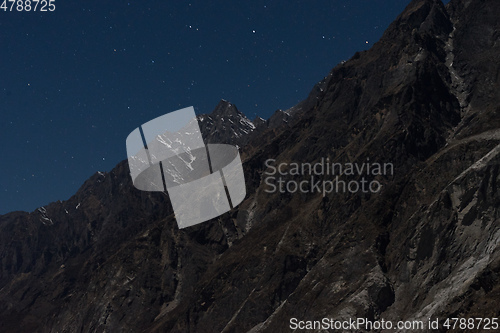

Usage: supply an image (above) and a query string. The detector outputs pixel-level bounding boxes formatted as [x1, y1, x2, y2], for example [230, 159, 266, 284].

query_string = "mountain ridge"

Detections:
[1, 0, 499, 331]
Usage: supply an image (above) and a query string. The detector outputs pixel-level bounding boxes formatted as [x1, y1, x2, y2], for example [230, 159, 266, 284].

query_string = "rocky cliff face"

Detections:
[197, 99, 257, 147]
[1, 0, 499, 332]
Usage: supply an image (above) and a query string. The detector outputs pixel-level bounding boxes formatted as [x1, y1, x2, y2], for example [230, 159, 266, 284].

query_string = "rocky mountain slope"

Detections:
[197, 99, 257, 147]
[1, 0, 499, 332]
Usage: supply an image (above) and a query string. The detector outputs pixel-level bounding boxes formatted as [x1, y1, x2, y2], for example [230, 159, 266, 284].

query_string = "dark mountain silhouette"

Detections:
[197, 99, 257, 147]
[1, 0, 499, 331]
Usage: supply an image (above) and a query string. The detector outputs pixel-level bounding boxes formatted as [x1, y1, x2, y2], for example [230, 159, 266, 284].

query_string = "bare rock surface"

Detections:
[0, 0, 499, 332]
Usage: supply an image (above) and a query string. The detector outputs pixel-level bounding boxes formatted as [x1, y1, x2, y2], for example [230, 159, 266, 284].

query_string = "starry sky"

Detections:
[0, 0, 450, 214]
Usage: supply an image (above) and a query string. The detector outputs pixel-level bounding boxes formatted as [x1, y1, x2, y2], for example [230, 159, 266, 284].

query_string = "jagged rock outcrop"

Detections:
[252, 116, 267, 130]
[0, 0, 499, 332]
[197, 99, 256, 147]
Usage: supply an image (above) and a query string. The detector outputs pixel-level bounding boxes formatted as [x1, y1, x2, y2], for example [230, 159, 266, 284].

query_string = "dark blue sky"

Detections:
[0, 0, 449, 214]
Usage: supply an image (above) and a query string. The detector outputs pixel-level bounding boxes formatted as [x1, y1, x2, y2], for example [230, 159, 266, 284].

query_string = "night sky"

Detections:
[0, 0, 450, 214]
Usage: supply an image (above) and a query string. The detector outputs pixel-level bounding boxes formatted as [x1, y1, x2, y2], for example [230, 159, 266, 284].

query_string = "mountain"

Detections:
[1, 0, 500, 332]
[197, 99, 257, 147]
[196, 98, 305, 148]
